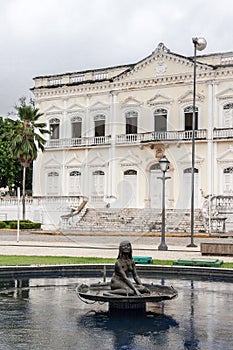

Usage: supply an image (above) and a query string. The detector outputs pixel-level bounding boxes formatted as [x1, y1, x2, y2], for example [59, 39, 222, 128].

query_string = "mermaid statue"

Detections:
[108, 240, 150, 296]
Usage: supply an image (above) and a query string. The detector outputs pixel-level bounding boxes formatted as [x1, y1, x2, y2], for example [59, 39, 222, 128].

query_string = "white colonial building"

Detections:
[30, 43, 233, 232]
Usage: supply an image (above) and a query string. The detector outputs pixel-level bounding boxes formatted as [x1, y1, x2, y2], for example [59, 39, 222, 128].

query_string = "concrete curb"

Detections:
[32, 231, 211, 238]
[0, 264, 233, 281]
[0, 229, 210, 238]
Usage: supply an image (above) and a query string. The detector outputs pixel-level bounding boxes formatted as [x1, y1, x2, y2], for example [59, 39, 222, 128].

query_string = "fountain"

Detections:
[1, 272, 233, 348]
[76, 240, 177, 311]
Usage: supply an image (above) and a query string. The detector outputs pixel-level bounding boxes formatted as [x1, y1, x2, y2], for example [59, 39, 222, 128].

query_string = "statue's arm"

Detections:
[132, 262, 142, 285]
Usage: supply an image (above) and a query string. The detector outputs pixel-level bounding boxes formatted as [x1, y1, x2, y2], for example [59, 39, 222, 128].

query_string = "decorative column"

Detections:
[84, 95, 90, 198]
[207, 81, 215, 198]
[108, 92, 117, 200]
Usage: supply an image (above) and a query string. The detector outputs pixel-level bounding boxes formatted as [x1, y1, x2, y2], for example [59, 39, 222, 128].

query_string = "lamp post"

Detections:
[158, 155, 171, 251]
[187, 37, 207, 248]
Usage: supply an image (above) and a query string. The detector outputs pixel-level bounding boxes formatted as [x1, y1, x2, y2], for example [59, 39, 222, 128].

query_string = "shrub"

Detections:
[0, 221, 6, 229]
[9, 221, 41, 230]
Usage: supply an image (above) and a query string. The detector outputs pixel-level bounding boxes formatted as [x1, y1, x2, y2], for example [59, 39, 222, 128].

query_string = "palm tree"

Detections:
[9, 104, 50, 219]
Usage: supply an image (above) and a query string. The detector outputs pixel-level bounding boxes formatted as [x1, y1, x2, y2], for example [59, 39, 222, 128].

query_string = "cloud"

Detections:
[0, 0, 233, 116]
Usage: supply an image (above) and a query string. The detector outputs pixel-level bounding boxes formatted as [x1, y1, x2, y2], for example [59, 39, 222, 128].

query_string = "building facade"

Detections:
[31, 43, 233, 230]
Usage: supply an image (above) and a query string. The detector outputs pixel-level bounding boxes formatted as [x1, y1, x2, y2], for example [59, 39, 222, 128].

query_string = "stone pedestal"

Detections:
[109, 301, 146, 311]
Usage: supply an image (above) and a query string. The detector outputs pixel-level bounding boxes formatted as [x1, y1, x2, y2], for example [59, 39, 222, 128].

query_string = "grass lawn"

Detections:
[0, 255, 232, 268]
[0, 255, 115, 266]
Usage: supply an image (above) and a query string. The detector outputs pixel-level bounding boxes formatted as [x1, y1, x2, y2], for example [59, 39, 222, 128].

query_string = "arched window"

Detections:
[184, 167, 198, 174]
[119, 168, 138, 207]
[47, 171, 59, 195]
[69, 171, 81, 195]
[184, 106, 198, 131]
[70, 170, 81, 176]
[92, 170, 105, 196]
[154, 108, 167, 132]
[223, 167, 233, 194]
[71, 116, 82, 138]
[224, 167, 233, 173]
[124, 169, 137, 175]
[125, 111, 138, 135]
[150, 163, 160, 171]
[94, 114, 105, 137]
[93, 170, 105, 176]
[48, 171, 59, 176]
[183, 167, 199, 208]
[49, 118, 60, 139]
[149, 163, 163, 208]
[223, 103, 233, 128]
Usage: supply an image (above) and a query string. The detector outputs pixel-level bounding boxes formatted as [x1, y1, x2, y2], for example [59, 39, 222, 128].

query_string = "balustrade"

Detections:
[0, 196, 83, 208]
[45, 129, 208, 149]
[212, 195, 233, 212]
[46, 135, 111, 148]
[0, 196, 33, 206]
[90, 195, 105, 203]
[213, 128, 233, 139]
[116, 129, 207, 145]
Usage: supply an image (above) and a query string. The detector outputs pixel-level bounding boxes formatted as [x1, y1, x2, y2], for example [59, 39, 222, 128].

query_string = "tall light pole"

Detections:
[158, 155, 171, 251]
[187, 37, 207, 248]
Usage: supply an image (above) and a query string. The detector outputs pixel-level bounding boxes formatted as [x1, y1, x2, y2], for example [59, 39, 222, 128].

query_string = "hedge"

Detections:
[0, 222, 6, 229]
[0, 220, 41, 230]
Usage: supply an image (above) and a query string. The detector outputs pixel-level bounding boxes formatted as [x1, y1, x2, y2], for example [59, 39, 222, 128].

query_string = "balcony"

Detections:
[213, 128, 233, 140]
[46, 135, 111, 148]
[116, 129, 207, 144]
[45, 129, 208, 149]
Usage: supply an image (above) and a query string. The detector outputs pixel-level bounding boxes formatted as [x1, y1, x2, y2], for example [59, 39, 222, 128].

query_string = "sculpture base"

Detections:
[109, 300, 146, 311]
[76, 282, 177, 312]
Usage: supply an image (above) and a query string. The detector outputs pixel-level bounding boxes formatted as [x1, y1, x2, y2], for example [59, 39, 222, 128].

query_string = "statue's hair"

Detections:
[117, 240, 133, 259]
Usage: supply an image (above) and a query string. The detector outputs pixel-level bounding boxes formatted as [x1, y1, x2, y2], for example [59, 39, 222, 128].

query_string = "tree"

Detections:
[0, 117, 22, 191]
[7, 101, 50, 219]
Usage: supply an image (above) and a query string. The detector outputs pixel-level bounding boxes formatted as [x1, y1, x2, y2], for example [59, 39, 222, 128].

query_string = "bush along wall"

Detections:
[1, 220, 41, 230]
[0, 222, 6, 229]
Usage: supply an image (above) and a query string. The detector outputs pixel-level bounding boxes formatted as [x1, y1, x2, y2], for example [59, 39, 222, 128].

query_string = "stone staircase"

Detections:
[62, 207, 206, 233]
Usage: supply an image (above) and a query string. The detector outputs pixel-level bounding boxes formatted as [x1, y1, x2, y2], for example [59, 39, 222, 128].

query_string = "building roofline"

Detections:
[32, 44, 232, 84]
[33, 63, 135, 80]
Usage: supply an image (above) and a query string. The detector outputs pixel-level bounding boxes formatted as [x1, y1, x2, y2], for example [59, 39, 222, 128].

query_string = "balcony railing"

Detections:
[213, 128, 233, 139]
[116, 129, 207, 144]
[211, 195, 233, 212]
[45, 129, 208, 148]
[46, 135, 111, 148]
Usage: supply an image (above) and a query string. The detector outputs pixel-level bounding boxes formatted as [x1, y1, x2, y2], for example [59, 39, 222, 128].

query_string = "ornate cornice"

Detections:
[33, 69, 233, 102]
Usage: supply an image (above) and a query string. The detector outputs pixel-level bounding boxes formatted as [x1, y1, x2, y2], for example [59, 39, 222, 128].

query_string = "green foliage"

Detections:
[8, 103, 50, 168]
[0, 256, 115, 266]
[0, 222, 6, 229]
[0, 255, 232, 268]
[4, 98, 50, 219]
[3, 220, 41, 229]
[221, 262, 233, 268]
[0, 117, 22, 188]
[152, 260, 173, 265]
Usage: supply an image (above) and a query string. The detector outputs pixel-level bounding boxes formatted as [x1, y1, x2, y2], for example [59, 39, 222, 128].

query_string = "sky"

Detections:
[1, 0, 233, 117]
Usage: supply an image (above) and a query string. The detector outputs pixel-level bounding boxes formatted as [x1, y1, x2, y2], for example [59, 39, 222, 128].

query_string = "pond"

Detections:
[0, 276, 233, 350]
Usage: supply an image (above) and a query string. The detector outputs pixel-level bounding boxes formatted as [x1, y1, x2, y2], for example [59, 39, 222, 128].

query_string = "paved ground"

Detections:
[0, 230, 233, 262]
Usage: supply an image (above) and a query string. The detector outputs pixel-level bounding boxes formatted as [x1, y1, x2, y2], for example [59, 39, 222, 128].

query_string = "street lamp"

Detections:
[158, 155, 171, 251]
[187, 37, 207, 248]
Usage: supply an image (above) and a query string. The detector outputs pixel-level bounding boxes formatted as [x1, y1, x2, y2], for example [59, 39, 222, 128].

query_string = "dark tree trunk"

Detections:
[22, 166, 26, 220]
